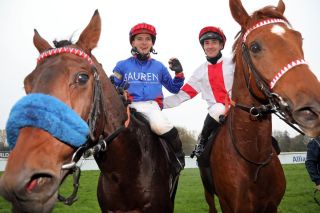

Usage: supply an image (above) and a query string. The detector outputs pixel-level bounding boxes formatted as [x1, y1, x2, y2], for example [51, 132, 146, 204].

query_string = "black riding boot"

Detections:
[192, 114, 220, 158]
[160, 127, 185, 171]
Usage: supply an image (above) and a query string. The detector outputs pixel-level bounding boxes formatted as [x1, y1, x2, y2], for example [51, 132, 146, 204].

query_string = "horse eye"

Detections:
[76, 73, 89, 85]
[250, 42, 261, 53]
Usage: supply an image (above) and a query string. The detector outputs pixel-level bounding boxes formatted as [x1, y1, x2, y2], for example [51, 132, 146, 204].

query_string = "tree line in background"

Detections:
[272, 130, 309, 153]
[0, 129, 310, 154]
[178, 128, 310, 155]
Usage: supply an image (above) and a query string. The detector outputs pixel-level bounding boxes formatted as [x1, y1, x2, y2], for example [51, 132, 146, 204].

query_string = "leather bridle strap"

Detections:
[241, 43, 272, 99]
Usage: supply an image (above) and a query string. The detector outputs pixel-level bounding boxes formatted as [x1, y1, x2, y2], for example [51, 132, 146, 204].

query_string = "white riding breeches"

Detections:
[208, 103, 226, 122]
[129, 101, 173, 135]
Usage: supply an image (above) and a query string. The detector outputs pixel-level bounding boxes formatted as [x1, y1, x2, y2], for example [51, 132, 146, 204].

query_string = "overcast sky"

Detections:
[0, 0, 319, 137]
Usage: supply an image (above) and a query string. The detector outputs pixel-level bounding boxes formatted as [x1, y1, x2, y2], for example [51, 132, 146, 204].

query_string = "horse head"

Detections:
[230, 0, 320, 137]
[0, 10, 126, 212]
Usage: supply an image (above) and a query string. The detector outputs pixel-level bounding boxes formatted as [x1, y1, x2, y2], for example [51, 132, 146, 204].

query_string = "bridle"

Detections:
[228, 18, 307, 181]
[36, 46, 128, 205]
[237, 18, 307, 135]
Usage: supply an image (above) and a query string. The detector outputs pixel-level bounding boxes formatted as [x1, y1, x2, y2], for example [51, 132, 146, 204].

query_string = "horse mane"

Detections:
[232, 5, 291, 61]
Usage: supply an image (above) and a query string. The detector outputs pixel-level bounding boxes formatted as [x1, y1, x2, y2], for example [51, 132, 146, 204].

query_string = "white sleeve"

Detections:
[163, 90, 191, 109]
[163, 63, 205, 109]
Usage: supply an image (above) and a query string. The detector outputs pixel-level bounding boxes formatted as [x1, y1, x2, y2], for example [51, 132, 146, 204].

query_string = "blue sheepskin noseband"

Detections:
[6, 93, 90, 150]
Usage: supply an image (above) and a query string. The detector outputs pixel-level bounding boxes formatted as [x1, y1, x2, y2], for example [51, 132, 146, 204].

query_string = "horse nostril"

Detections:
[297, 108, 317, 120]
[26, 173, 54, 193]
[293, 107, 319, 127]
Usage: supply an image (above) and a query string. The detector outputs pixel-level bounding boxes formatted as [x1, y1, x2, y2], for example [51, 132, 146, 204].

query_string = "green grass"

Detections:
[1, 164, 319, 212]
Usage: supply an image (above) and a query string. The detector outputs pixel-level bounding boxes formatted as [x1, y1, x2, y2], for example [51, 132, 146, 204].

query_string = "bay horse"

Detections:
[0, 10, 179, 213]
[199, 0, 320, 212]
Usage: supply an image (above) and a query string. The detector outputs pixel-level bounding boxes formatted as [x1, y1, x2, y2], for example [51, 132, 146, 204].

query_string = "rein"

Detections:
[228, 107, 273, 182]
[59, 71, 129, 204]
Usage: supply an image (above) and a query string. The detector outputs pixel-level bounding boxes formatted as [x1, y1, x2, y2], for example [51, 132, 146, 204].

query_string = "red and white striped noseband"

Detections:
[37, 47, 94, 65]
[243, 18, 308, 89]
[270, 59, 307, 89]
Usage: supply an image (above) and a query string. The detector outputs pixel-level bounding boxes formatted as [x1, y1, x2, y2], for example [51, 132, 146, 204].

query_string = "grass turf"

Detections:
[0, 164, 319, 212]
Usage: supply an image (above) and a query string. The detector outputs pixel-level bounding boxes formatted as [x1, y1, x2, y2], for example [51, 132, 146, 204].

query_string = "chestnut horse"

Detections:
[199, 0, 320, 212]
[0, 10, 179, 213]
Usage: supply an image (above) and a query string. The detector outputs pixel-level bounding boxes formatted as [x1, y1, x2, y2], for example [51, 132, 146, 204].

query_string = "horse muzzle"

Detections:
[0, 170, 60, 213]
[292, 104, 320, 137]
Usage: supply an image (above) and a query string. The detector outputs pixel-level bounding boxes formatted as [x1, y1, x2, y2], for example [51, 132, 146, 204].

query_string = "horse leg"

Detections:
[204, 190, 217, 213]
[199, 166, 217, 213]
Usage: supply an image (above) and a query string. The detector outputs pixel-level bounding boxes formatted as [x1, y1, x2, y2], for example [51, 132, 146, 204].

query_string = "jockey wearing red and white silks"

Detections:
[163, 56, 234, 122]
[164, 26, 234, 158]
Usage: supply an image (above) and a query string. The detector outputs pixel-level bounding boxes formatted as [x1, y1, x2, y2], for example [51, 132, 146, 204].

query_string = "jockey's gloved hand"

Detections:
[118, 81, 131, 106]
[109, 75, 115, 85]
[168, 58, 183, 74]
[109, 75, 131, 106]
[120, 80, 130, 90]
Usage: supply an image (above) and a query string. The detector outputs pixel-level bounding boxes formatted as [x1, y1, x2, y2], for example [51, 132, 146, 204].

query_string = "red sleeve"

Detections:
[181, 83, 198, 98]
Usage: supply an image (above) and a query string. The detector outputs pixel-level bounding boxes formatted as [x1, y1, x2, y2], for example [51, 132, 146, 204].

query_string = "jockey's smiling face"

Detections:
[132, 33, 153, 55]
[203, 39, 223, 58]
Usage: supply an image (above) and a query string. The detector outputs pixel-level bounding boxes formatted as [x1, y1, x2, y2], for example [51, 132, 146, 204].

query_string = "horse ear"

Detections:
[276, 0, 285, 14]
[76, 9, 101, 54]
[33, 29, 52, 53]
[229, 0, 250, 28]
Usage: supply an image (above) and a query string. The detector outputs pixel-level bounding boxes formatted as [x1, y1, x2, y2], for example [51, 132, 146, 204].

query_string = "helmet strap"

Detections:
[131, 47, 157, 61]
[150, 47, 157, 55]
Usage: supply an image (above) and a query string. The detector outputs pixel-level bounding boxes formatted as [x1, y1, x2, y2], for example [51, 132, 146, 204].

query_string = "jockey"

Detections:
[112, 23, 185, 171]
[163, 26, 235, 158]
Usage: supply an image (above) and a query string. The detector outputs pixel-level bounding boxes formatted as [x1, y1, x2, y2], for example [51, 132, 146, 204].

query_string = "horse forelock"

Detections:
[250, 6, 289, 26]
[53, 39, 73, 48]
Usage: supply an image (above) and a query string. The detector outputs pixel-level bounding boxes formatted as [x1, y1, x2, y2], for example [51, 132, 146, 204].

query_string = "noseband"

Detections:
[239, 18, 307, 135]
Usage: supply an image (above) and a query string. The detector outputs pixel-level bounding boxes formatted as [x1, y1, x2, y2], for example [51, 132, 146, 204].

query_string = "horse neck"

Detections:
[97, 68, 159, 158]
[94, 62, 127, 136]
[229, 54, 272, 151]
[97, 114, 163, 178]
